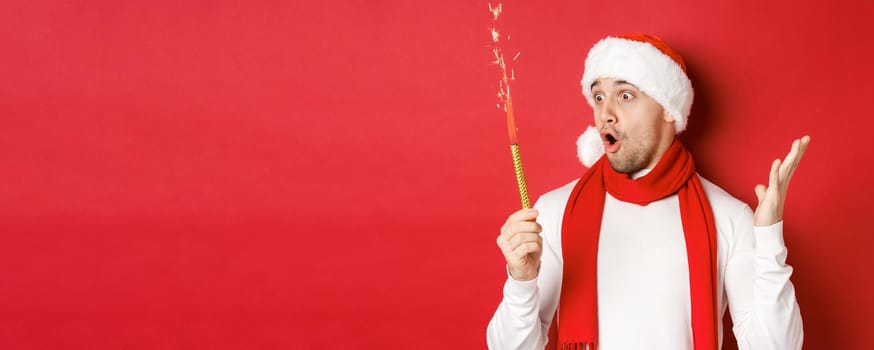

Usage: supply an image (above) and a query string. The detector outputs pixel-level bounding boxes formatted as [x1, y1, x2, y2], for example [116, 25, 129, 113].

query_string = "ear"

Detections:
[662, 109, 675, 123]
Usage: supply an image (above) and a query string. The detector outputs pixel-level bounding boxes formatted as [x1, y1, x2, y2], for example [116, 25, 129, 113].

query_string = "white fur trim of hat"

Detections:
[576, 34, 694, 167]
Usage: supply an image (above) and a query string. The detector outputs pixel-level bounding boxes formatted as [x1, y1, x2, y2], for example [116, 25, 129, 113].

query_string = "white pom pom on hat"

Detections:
[576, 33, 694, 168]
[576, 126, 605, 168]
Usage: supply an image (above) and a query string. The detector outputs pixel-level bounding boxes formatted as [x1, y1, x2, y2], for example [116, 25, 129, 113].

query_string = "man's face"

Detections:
[591, 78, 675, 174]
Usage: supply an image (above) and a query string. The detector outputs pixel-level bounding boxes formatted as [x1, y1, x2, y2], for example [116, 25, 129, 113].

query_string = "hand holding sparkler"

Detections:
[497, 208, 542, 281]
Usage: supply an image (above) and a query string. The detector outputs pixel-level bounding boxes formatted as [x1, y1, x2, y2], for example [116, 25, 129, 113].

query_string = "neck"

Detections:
[643, 131, 677, 170]
[630, 168, 652, 180]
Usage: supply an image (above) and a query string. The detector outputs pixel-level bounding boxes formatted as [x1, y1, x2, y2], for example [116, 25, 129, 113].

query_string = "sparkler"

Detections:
[489, 3, 530, 209]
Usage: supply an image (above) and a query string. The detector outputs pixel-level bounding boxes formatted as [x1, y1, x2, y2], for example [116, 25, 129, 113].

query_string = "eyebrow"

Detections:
[590, 80, 638, 89]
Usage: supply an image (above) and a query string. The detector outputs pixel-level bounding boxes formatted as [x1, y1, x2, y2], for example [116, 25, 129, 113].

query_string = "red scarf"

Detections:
[556, 140, 718, 350]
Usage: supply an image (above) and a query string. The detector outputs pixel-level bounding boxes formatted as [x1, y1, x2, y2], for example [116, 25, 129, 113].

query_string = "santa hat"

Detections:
[576, 34, 694, 167]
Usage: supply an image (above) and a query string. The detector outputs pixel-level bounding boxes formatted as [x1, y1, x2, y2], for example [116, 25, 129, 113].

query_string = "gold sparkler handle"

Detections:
[510, 143, 531, 209]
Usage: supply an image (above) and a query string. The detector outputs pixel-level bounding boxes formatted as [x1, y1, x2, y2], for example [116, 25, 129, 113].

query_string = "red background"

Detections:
[2, 0, 873, 349]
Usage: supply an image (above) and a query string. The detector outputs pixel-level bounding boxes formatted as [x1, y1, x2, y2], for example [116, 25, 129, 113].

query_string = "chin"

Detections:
[606, 153, 646, 175]
[606, 157, 630, 174]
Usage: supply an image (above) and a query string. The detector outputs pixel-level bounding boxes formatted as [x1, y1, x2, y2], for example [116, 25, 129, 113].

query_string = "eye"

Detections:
[620, 92, 634, 100]
[594, 94, 605, 102]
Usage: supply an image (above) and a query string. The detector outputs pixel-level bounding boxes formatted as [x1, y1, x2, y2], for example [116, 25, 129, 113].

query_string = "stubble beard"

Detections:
[606, 132, 653, 174]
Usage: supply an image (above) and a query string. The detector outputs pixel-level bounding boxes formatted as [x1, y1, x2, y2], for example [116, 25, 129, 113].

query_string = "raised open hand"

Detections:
[754, 136, 811, 227]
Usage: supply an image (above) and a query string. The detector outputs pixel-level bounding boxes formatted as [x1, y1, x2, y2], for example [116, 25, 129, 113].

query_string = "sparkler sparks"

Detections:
[488, 3, 520, 141]
[489, 3, 501, 20]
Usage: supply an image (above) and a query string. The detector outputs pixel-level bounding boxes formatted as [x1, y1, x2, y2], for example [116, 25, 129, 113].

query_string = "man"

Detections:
[486, 34, 807, 350]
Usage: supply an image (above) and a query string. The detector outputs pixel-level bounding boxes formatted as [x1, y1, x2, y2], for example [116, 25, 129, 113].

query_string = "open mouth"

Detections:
[601, 129, 621, 153]
[605, 133, 617, 145]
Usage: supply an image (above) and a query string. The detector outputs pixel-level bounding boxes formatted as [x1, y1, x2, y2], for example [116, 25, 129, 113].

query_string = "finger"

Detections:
[497, 230, 542, 253]
[506, 221, 542, 236]
[799, 135, 811, 157]
[500, 209, 538, 236]
[500, 221, 539, 240]
[509, 233, 543, 251]
[786, 135, 811, 180]
[755, 184, 767, 205]
[505, 208, 539, 224]
[768, 158, 781, 189]
[778, 139, 800, 179]
[511, 241, 542, 258]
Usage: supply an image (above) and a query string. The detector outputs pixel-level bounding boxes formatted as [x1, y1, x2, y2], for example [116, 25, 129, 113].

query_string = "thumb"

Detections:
[754, 184, 767, 205]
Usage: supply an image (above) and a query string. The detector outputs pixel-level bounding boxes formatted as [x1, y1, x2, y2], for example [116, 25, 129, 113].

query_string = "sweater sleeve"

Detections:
[724, 205, 804, 350]
[487, 194, 565, 350]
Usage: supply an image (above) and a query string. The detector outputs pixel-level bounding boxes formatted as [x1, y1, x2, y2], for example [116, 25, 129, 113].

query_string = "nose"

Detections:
[597, 97, 618, 126]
